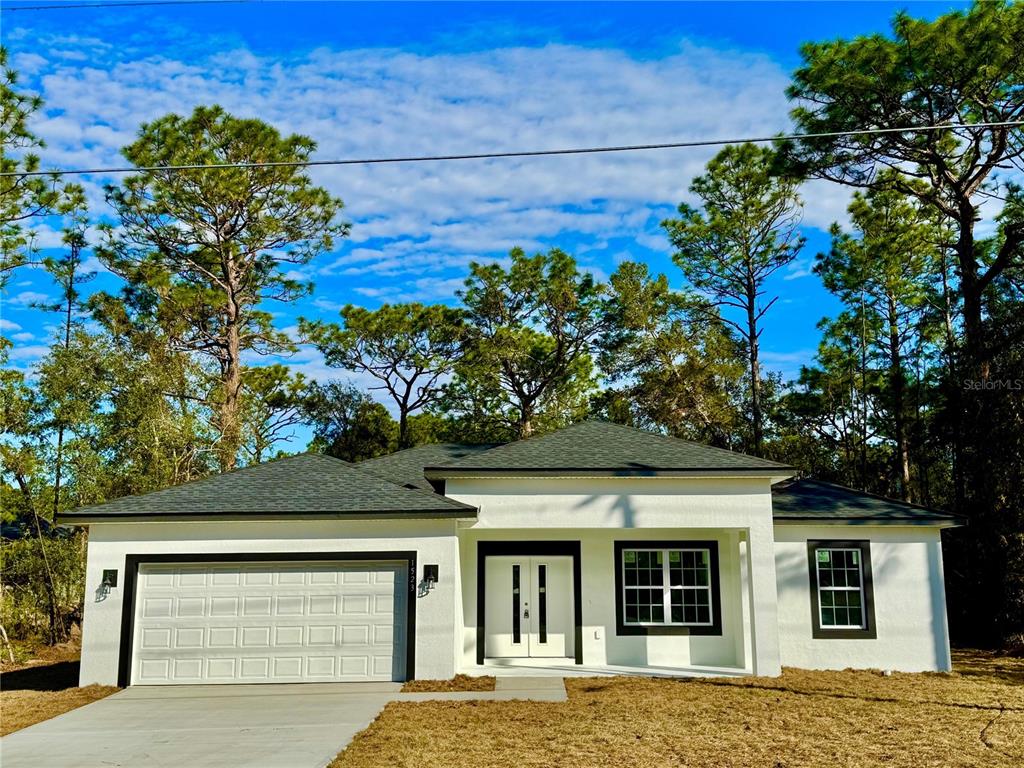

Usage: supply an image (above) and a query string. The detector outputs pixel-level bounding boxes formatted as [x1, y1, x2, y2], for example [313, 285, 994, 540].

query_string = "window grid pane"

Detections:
[623, 548, 713, 627]
[816, 548, 866, 629]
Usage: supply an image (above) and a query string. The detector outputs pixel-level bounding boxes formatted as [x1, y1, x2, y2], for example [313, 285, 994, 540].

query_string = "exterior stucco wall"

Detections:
[773, 524, 952, 672]
[457, 527, 750, 671]
[446, 476, 782, 675]
[79, 519, 460, 686]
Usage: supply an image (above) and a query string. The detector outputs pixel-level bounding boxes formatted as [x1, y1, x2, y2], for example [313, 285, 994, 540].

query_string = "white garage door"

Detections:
[131, 560, 407, 685]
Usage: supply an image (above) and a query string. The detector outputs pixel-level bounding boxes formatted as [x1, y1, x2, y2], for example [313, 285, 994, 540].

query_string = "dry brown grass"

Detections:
[1, 686, 119, 737]
[0, 643, 118, 737]
[401, 674, 496, 692]
[333, 650, 1024, 768]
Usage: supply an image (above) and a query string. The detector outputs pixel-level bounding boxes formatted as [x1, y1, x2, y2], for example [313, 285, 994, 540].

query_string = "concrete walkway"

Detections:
[0, 677, 566, 768]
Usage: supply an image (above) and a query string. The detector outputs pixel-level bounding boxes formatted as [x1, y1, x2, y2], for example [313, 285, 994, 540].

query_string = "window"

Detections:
[807, 540, 876, 639]
[614, 541, 722, 636]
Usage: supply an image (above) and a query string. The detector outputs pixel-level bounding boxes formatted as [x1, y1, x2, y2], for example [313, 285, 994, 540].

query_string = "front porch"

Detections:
[456, 524, 782, 679]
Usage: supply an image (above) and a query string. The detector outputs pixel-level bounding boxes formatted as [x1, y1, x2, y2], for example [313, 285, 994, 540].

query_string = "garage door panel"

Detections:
[132, 561, 407, 684]
[208, 658, 236, 678]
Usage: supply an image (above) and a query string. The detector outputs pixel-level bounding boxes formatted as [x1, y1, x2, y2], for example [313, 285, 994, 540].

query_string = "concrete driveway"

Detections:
[0, 682, 402, 768]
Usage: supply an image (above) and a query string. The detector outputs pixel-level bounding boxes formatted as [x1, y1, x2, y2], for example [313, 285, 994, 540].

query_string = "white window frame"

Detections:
[815, 547, 866, 630]
[620, 547, 714, 627]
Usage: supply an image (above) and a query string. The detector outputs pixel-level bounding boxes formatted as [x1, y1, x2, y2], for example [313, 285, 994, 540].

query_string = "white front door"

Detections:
[484, 556, 574, 659]
[131, 561, 406, 684]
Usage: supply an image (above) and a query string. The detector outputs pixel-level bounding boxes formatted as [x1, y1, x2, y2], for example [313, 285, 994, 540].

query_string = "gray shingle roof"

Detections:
[59, 452, 477, 522]
[771, 478, 961, 524]
[425, 420, 792, 476]
[358, 443, 499, 490]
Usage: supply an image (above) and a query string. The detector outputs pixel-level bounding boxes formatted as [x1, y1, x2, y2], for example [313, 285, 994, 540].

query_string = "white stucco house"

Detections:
[63, 421, 961, 687]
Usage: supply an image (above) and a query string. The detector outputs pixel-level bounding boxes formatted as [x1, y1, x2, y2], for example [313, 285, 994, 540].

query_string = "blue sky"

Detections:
[1, 0, 973, 445]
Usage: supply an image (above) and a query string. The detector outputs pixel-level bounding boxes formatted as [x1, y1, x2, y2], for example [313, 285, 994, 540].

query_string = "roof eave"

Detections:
[56, 508, 479, 524]
[425, 466, 794, 480]
[773, 515, 963, 528]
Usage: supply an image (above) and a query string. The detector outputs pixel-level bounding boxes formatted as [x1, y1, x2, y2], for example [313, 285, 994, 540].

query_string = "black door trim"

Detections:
[476, 541, 583, 665]
[118, 550, 417, 687]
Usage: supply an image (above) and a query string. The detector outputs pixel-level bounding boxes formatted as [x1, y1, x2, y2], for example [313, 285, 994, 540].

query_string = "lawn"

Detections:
[0, 642, 119, 737]
[333, 651, 1024, 768]
[401, 674, 496, 692]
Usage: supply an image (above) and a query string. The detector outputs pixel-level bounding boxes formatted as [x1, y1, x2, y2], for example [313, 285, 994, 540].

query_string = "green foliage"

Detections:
[810, 176, 945, 499]
[664, 142, 804, 452]
[597, 261, 745, 447]
[98, 105, 347, 470]
[782, 0, 1024, 360]
[0, 46, 85, 288]
[302, 381, 397, 462]
[239, 365, 309, 464]
[301, 303, 466, 449]
[784, 1, 1024, 195]
[450, 247, 606, 439]
[782, 0, 1024, 647]
[0, 533, 86, 643]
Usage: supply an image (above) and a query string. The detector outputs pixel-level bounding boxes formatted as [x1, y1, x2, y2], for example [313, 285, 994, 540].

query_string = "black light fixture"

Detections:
[423, 564, 439, 591]
[98, 569, 118, 600]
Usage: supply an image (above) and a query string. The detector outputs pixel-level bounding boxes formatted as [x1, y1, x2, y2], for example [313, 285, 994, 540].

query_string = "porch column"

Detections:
[744, 521, 782, 676]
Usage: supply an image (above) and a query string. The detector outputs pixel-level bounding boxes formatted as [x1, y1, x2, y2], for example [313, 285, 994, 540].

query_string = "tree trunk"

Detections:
[0, 622, 16, 664]
[398, 388, 412, 450]
[518, 403, 534, 440]
[950, 206, 1006, 647]
[218, 317, 243, 472]
[886, 295, 911, 502]
[15, 472, 65, 644]
[746, 286, 763, 454]
[858, 293, 869, 490]
[52, 427, 64, 519]
[52, 243, 77, 519]
[955, 211, 987, 377]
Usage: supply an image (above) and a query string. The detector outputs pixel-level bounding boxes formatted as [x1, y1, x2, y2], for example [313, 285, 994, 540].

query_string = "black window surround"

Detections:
[475, 540, 583, 665]
[116, 551, 418, 687]
[806, 540, 877, 640]
[613, 540, 723, 636]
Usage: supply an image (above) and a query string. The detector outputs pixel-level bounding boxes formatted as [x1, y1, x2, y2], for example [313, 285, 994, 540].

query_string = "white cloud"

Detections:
[7, 291, 52, 307]
[783, 258, 816, 281]
[311, 297, 345, 313]
[7, 343, 50, 361]
[12, 52, 47, 75]
[10, 332, 35, 342]
[0, 319, 23, 331]
[26, 40, 810, 304]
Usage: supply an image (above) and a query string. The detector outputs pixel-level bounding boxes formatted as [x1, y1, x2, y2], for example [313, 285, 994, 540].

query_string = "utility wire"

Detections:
[3, 120, 1022, 178]
[1, 0, 255, 11]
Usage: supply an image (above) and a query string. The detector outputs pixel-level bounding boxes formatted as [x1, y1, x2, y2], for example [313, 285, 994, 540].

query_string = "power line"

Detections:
[3, 120, 1022, 178]
[1, 0, 255, 12]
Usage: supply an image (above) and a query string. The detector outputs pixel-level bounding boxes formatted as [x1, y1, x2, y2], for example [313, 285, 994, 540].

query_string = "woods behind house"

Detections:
[2, 2, 1022, 655]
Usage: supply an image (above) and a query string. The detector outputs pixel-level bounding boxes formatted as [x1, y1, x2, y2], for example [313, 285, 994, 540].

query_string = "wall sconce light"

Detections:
[97, 569, 118, 600]
[423, 564, 439, 591]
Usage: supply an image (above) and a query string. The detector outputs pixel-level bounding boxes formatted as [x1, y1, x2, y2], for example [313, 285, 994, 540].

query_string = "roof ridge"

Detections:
[66, 451, 342, 507]
[359, 442, 493, 465]
[428, 419, 791, 472]
[579, 419, 791, 467]
[62, 450, 476, 519]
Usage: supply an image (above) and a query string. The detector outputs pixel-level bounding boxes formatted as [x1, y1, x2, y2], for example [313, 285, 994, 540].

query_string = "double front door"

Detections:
[484, 556, 574, 659]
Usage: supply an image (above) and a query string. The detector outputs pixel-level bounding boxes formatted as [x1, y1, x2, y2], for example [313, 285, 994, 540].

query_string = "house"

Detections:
[62, 421, 960, 687]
